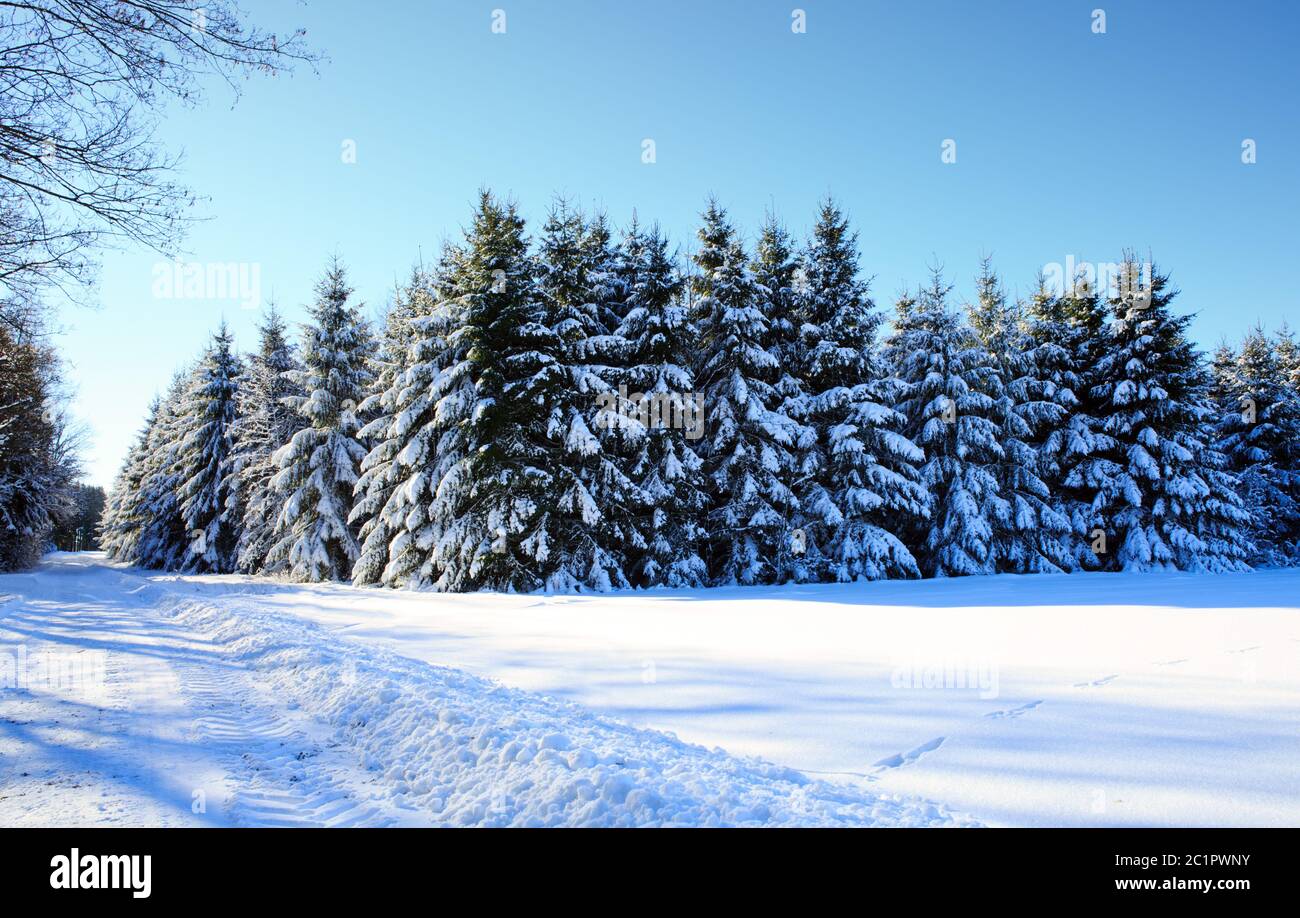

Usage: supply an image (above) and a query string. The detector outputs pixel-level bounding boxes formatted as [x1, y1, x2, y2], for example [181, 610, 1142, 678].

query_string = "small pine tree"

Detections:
[266, 258, 375, 582]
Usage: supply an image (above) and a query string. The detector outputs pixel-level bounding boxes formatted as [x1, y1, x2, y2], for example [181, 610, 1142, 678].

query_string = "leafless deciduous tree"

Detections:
[0, 0, 317, 322]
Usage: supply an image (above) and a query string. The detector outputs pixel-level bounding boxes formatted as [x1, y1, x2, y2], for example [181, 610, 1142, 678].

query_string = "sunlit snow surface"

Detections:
[3, 553, 1297, 826]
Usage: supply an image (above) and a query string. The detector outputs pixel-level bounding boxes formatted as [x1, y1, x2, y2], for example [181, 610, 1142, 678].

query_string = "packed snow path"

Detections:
[0, 555, 972, 827]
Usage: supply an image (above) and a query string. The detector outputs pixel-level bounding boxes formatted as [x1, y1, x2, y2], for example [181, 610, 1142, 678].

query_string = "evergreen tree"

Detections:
[231, 306, 302, 573]
[794, 199, 925, 581]
[99, 398, 159, 562]
[884, 270, 1004, 577]
[130, 370, 195, 570]
[535, 200, 643, 589]
[0, 326, 75, 570]
[1213, 326, 1300, 566]
[967, 260, 1071, 572]
[584, 211, 628, 335]
[1029, 275, 1115, 569]
[176, 322, 241, 572]
[692, 200, 800, 585]
[420, 192, 619, 591]
[1210, 340, 1238, 404]
[751, 215, 817, 581]
[1274, 323, 1300, 391]
[266, 258, 374, 582]
[613, 219, 708, 587]
[1089, 263, 1252, 571]
[351, 255, 460, 588]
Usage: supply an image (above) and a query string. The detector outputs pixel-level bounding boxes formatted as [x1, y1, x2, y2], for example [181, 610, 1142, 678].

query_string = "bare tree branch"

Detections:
[0, 0, 319, 323]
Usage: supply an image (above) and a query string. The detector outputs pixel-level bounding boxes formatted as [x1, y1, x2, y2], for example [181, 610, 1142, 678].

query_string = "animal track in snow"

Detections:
[873, 736, 946, 770]
[985, 700, 1043, 720]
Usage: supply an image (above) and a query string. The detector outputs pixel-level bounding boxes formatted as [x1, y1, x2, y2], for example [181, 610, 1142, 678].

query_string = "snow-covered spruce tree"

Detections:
[413, 192, 616, 591]
[1028, 275, 1116, 569]
[753, 214, 808, 428]
[883, 270, 1004, 577]
[794, 199, 926, 581]
[692, 200, 801, 585]
[613, 219, 708, 587]
[966, 260, 1071, 572]
[130, 369, 196, 570]
[533, 199, 642, 589]
[0, 326, 75, 570]
[230, 306, 302, 573]
[1210, 340, 1238, 404]
[100, 396, 161, 562]
[1274, 323, 1300, 391]
[751, 214, 818, 581]
[1088, 263, 1252, 571]
[175, 322, 241, 573]
[265, 258, 375, 582]
[584, 211, 629, 335]
[1213, 326, 1300, 566]
[350, 256, 459, 588]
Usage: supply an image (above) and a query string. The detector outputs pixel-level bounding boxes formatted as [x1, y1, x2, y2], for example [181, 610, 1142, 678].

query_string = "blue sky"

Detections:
[62, 0, 1299, 487]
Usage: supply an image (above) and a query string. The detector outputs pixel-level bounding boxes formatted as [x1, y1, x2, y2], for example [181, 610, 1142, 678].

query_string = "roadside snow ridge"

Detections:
[161, 587, 977, 828]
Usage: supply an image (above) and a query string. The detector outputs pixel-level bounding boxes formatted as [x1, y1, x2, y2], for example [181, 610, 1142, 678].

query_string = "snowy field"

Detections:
[3, 553, 1298, 827]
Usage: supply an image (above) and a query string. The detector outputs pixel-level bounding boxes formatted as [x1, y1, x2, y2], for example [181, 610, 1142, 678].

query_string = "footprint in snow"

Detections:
[873, 736, 945, 770]
[985, 700, 1043, 719]
[1073, 674, 1118, 688]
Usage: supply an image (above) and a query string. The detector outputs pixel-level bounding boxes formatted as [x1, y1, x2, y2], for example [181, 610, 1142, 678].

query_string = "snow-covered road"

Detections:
[0, 554, 971, 827]
[0, 556, 407, 826]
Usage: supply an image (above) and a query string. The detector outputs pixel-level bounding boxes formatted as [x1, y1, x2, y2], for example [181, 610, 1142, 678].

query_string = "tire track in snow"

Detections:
[176, 648, 396, 828]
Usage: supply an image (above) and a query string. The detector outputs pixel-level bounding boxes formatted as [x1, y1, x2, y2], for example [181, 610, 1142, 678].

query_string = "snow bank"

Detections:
[157, 591, 976, 827]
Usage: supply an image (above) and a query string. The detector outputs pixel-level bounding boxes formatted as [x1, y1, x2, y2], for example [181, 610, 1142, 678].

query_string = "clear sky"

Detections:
[61, 0, 1299, 488]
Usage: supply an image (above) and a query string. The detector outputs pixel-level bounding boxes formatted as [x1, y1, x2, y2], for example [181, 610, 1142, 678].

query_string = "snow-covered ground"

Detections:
[0, 553, 971, 827]
[3, 553, 1297, 827]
